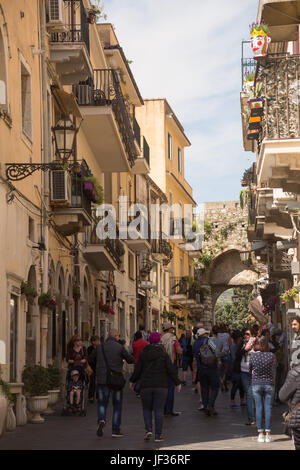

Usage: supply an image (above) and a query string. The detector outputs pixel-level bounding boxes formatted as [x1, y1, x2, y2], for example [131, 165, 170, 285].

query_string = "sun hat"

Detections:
[149, 332, 161, 344]
[162, 322, 174, 332]
[197, 328, 209, 338]
[71, 370, 80, 377]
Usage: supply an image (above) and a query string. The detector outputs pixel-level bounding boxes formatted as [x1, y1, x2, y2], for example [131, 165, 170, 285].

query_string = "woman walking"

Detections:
[67, 335, 88, 371]
[229, 331, 245, 408]
[237, 328, 256, 425]
[130, 332, 181, 443]
[249, 336, 277, 443]
[279, 364, 300, 450]
[217, 324, 232, 391]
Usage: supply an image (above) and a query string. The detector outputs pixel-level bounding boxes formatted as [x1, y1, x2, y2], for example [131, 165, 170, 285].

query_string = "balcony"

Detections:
[48, 0, 92, 85]
[131, 134, 150, 175]
[267, 243, 292, 279]
[169, 277, 202, 305]
[76, 69, 138, 171]
[126, 217, 151, 253]
[258, 0, 300, 42]
[50, 173, 92, 236]
[82, 227, 124, 271]
[256, 54, 300, 192]
[151, 238, 173, 266]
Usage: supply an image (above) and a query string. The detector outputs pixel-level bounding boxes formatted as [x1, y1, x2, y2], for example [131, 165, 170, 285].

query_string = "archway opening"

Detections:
[214, 287, 257, 331]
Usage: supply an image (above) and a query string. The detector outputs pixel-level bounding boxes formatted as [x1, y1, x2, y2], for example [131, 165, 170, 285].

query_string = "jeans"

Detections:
[252, 384, 274, 432]
[241, 372, 255, 421]
[141, 388, 168, 437]
[198, 366, 220, 408]
[97, 385, 123, 433]
[164, 362, 177, 414]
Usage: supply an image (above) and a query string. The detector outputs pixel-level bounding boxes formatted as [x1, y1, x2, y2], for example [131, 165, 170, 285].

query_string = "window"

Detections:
[21, 61, 32, 140]
[178, 148, 182, 173]
[10, 295, 18, 382]
[0, 28, 7, 107]
[168, 133, 172, 160]
[28, 217, 34, 242]
[128, 251, 135, 280]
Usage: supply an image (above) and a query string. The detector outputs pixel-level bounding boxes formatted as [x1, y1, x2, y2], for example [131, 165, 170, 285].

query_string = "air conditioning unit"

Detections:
[50, 170, 71, 204]
[47, 0, 66, 31]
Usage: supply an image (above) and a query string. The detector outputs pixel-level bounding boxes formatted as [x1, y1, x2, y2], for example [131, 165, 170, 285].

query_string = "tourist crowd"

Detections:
[64, 316, 300, 449]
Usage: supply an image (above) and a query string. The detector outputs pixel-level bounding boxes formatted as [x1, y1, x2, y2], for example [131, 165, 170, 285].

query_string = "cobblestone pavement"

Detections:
[0, 375, 294, 451]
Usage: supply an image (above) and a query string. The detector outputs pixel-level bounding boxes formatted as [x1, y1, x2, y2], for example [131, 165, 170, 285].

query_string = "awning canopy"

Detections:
[52, 88, 82, 119]
[248, 296, 268, 324]
[257, 0, 300, 42]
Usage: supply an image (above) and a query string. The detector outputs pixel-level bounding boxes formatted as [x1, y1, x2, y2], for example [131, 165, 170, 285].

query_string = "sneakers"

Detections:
[154, 436, 164, 443]
[96, 420, 105, 437]
[198, 403, 205, 411]
[207, 406, 218, 416]
[245, 419, 255, 426]
[144, 431, 153, 441]
[112, 432, 124, 438]
[265, 434, 271, 443]
[257, 434, 265, 443]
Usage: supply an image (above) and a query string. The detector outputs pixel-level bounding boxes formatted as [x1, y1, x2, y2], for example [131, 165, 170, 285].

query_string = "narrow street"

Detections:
[0, 375, 293, 451]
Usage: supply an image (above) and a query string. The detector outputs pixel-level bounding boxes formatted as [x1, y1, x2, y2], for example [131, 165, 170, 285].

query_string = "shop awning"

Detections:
[52, 88, 82, 119]
[248, 297, 268, 324]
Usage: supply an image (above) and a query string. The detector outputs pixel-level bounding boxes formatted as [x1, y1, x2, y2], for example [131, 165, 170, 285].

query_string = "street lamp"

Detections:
[52, 116, 78, 161]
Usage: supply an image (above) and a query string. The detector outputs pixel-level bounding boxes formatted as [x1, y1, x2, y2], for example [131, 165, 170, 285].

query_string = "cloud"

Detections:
[103, 0, 259, 204]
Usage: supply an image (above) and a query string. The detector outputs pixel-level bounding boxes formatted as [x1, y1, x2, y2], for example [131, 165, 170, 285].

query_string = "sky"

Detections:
[103, 0, 259, 205]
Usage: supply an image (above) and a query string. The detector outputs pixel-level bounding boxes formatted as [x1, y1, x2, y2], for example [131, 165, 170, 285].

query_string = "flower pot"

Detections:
[43, 390, 60, 415]
[27, 395, 49, 423]
[0, 386, 8, 436]
[251, 31, 271, 58]
[87, 13, 96, 24]
[244, 80, 254, 95]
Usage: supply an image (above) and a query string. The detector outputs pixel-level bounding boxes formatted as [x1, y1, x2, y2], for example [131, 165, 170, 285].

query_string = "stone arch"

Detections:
[206, 249, 259, 322]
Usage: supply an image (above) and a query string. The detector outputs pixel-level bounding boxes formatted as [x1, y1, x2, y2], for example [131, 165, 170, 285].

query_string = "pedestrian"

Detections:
[290, 316, 300, 369]
[271, 329, 285, 404]
[138, 324, 149, 342]
[229, 331, 245, 408]
[66, 335, 88, 371]
[217, 324, 232, 392]
[130, 332, 181, 443]
[279, 363, 300, 450]
[180, 330, 194, 385]
[87, 335, 100, 403]
[193, 327, 223, 416]
[161, 322, 183, 416]
[131, 331, 149, 397]
[237, 328, 256, 425]
[249, 336, 277, 443]
[89, 329, 134, 438]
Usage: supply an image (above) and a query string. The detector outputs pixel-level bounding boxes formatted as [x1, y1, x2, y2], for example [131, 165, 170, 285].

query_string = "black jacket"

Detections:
[130, 344, 181, 389]
[279, 365, 300, 429]
[89, 337, 134, 385]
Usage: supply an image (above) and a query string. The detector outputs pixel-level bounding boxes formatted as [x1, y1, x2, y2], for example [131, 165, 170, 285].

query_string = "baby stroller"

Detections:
[61, 366, 88, 417]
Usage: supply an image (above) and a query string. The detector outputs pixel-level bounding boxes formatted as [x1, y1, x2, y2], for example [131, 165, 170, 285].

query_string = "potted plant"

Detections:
[38, 293, 56, 310]
[244, 72, 255, 95]
[87, 1, 107, 24]
[44, 365, 61, 415]
[0, 366, 12, 436]
[83, 176, 103, 205]
[72, 285, 81, 301]
[280, 287, 299, 305]
[22, 365, 50, 423]
[250, 22, 271, 58]
[21, 281, 37, 305]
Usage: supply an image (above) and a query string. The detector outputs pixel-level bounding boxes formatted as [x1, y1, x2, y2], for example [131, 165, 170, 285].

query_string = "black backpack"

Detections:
[198, 338, 217, 367]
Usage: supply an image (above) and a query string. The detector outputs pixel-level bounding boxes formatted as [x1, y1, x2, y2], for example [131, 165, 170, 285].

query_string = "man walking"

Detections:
[161, 322, 183, 416]
[89, 329, 134, 438]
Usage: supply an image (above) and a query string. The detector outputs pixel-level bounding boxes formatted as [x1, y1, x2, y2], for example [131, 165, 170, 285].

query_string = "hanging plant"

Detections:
[83, 176, 103, 205]
[280, 287, 299, 305]
[38, 293, 56, 310]
[87, 1, 107, 23]
[72, 285, 81, 301]
[161, 308, 169, 319]
[21, 281, 37, 305]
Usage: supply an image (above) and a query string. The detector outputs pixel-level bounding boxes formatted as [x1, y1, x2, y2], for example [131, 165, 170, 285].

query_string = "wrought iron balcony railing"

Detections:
[76, 69, 138, 166]
[87, 228, 124, 269]
[50, 0, 90, 53]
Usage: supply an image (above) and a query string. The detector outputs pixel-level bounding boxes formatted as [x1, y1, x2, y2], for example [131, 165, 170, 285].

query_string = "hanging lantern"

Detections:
[52, 116, 77, 161]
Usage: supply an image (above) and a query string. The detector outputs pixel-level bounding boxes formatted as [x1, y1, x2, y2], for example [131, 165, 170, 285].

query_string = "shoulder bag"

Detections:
[101, 344, 126, 391]
[283, 401, 300, 436]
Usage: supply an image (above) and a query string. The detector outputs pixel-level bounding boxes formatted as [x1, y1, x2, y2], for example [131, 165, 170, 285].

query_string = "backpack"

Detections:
[198, 338, 217, 367]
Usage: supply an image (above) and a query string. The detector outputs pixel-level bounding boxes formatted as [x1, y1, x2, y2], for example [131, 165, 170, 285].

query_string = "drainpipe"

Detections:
[39, 0, 49, 367]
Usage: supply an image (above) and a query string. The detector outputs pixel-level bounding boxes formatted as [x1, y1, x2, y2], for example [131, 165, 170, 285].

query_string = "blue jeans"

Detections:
[241, 372, 254, 421]
[140, 388, 168, 437]
[97, 385, 123, 433]
[252, 384, 274, 432]
[198, 366, 220, 408]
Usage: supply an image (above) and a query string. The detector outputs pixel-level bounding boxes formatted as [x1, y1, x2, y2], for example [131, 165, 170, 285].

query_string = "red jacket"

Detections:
[132, 338, 149, 364]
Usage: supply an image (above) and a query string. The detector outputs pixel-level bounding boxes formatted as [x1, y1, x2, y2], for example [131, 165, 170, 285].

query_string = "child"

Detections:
[68, 370, 83, 409]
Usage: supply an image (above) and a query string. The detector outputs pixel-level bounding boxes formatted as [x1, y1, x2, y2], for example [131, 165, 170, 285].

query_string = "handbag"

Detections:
[101, 344, 126, 391]
[282, 401, 300, 437]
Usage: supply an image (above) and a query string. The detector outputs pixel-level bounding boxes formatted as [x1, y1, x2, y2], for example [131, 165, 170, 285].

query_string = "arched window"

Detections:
[0, 27, 6, 106]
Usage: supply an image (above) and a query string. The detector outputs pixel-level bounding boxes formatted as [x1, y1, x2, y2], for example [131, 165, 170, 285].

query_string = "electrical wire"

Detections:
[13, 194, 42, 218]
